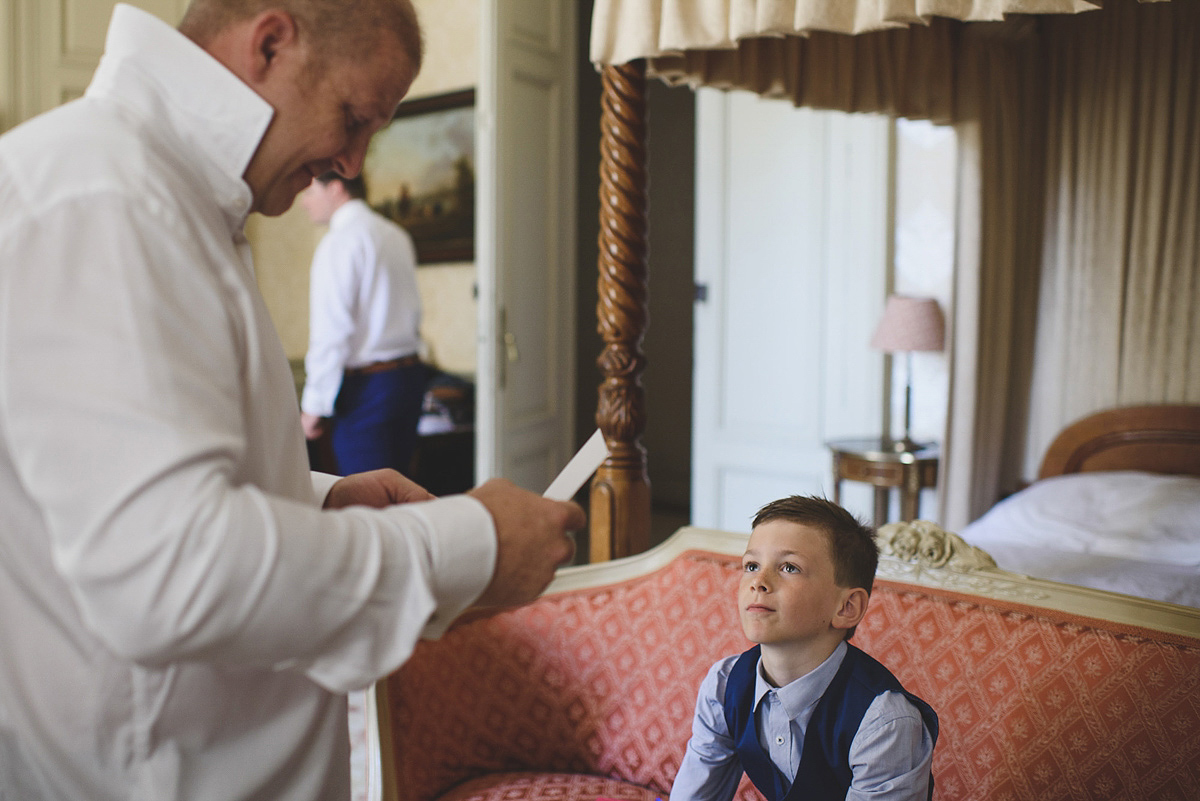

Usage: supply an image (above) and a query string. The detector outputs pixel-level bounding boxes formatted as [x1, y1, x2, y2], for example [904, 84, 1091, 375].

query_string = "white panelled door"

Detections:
[691, 90, 892, 531]
[4, 0, 189, 127]
[475, 1, 577, 490]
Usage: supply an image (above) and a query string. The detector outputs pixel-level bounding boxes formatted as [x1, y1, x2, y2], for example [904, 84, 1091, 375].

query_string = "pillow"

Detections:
[960, 471, 1200, 565]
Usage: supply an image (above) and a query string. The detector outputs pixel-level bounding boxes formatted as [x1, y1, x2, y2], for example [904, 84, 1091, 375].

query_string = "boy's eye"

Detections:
[743, 562, 759, 573]
[781, 563, 799, 574]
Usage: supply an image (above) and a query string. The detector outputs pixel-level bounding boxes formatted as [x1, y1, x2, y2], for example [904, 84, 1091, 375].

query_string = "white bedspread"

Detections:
[960, 471, 1200, 607]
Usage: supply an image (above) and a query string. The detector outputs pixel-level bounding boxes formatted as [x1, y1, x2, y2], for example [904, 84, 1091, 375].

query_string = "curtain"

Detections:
[1024, 0, 1200, 477]
[941, 24, 1047, 530]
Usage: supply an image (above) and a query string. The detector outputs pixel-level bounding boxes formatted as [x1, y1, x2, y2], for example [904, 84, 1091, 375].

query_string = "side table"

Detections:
[826, 438, 939, 526]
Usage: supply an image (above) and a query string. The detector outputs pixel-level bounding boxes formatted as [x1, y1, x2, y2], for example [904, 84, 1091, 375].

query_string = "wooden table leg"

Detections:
[873, 488, 889, 528]
[900, 464, 920, 521]
[831, 454, 842, 505]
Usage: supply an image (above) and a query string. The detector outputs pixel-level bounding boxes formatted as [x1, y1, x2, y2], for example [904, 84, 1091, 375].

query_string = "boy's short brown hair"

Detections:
[316, 171, 368, 200]
[752, 495, 878, 595]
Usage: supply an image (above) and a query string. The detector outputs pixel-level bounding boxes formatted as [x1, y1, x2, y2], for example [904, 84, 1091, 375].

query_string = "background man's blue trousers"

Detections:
[331, 363, 426, 476]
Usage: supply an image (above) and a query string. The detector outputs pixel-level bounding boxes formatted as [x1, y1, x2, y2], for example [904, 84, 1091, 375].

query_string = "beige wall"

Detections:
[408, 0, 478, 100]
[0, 0, 15, 132]
[247, 209, 319, 361]
[252, 0, 480, 377]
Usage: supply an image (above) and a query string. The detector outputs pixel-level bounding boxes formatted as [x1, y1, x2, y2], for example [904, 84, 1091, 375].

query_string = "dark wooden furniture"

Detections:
[410, 425, 474, 497]
[827, 438, 939, 526]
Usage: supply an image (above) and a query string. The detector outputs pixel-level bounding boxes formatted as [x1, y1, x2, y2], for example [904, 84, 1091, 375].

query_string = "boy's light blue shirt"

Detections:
[670, 642, 934, 801]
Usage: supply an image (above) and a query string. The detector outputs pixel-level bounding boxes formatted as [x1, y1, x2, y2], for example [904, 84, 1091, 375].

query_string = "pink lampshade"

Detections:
[870, 295, 945, 353]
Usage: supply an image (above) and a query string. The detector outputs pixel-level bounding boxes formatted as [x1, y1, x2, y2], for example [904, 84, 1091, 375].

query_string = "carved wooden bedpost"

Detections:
[590, 60, 651, 562]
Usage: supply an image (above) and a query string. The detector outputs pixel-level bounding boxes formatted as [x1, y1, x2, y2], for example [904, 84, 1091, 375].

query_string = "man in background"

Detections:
[300, 171, 427, 477]
[0, 2, 582, 800]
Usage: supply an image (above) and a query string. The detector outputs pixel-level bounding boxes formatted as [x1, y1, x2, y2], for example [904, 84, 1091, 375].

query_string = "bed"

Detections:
[958, 404, 1200, 608]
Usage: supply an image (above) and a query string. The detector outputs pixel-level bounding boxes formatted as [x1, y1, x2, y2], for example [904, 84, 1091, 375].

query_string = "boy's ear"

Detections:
[831, 587, 869, 633]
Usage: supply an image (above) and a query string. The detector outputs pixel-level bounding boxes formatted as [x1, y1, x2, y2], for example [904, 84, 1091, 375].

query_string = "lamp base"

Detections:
[886, 436, 928, 454]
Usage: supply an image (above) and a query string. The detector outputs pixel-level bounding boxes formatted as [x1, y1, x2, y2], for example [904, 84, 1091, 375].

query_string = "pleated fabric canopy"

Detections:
[591, 0, 1164, 65]
[590, 0, 1178, 121]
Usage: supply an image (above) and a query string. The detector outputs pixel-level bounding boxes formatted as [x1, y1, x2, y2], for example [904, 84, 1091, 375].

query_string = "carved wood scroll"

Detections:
[590, 61, 652, 562]
[876, 520, 998, 572]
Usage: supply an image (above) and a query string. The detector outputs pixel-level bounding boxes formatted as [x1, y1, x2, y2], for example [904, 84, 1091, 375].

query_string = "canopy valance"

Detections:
[590, 0, 1165, 66]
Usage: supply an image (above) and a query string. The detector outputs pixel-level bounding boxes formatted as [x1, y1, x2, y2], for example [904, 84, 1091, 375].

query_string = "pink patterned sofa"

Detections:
[372, 525, 1200, 801]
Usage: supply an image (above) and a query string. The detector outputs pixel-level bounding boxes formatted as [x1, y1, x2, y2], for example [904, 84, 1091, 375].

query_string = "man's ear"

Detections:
[200, 10, 302, 87]
[831, 588, 869, 633]
[245, 10, 301, 82]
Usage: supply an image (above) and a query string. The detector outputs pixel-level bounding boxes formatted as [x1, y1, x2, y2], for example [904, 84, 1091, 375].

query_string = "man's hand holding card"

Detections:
[468, 430, 609, 608]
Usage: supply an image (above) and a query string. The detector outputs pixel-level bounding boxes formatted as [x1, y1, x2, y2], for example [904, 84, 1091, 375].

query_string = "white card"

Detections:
[543, 428, 610, 501]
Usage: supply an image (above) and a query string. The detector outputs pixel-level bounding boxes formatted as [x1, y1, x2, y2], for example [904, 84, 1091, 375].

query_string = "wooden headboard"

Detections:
[1037, 404, 1200, 480]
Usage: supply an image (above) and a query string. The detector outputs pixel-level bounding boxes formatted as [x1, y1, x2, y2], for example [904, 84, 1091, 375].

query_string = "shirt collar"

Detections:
[329, 198, 370, 229]
[753, 641, 848, 719]
[85, 4, 274, 230]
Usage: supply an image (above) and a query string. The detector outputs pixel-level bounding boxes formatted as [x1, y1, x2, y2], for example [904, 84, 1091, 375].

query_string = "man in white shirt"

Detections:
[0, 2, 583, 800]
[300, 171, 426, 476]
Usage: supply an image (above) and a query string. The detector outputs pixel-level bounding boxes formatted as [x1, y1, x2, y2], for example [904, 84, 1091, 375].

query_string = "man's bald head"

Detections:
[179, 0, 422, 71]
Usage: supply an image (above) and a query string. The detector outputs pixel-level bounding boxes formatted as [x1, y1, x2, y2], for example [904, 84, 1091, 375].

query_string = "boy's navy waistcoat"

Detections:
[722, 644, 938, 801]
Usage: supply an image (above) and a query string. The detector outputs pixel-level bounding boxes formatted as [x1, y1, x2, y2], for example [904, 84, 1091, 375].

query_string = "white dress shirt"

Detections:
[671, 642, 935, 801]
[0, 6, 495, 801]
[301, 199, 422, 418]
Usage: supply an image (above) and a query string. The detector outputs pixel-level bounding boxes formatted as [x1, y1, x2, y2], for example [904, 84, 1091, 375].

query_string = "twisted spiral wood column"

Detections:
[590, 61, 651, 562]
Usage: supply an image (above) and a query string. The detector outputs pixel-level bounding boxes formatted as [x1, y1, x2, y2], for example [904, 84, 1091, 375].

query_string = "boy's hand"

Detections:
[468, 478, 586, 607]
[323, 469, 437, 509]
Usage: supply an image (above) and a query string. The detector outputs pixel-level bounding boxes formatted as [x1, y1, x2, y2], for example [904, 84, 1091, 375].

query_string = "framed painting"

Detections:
[364, 88, 475, 265]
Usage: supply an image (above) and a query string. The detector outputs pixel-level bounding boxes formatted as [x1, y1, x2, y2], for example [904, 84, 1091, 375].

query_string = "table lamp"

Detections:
[870, 295, 945, 452]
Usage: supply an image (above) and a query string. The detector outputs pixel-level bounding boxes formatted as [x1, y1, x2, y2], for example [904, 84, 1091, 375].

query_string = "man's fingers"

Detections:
[377, 470, 436, 503]
[324, 469, 434, 509]
[468, 480, 587, 608]
[559, 500, 587, 532]
[559, 531, 577, 567]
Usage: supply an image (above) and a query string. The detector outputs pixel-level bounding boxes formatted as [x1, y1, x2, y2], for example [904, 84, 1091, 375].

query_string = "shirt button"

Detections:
[776, 736, 785, 744]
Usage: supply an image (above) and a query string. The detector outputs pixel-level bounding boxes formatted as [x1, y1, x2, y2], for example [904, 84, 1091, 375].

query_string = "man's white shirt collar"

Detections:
[86, 3, 274, 230]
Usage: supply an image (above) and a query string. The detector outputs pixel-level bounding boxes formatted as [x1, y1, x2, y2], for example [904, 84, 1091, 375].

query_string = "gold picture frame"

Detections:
[364, 88, 475, 265]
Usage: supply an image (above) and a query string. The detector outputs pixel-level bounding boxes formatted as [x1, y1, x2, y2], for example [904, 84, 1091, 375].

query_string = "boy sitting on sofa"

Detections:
[671, 496, 939, 801]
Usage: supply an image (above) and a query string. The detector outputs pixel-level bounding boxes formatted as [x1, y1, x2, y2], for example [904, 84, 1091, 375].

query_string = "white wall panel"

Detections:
[692, 89, 891, 528]
[508, 1, 559, 51]
[10, 0, 187, 125]
[502, 64, 558, 425]
[476, 0, 576, 490]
